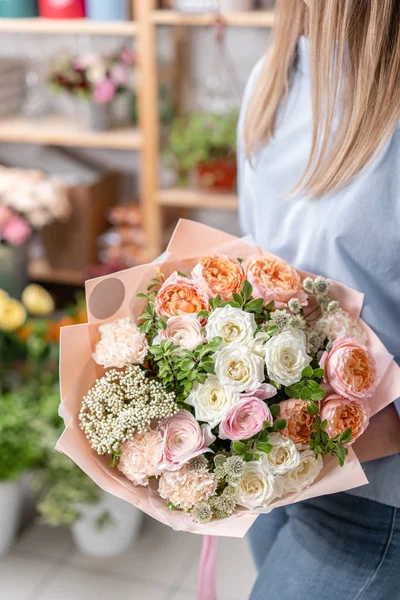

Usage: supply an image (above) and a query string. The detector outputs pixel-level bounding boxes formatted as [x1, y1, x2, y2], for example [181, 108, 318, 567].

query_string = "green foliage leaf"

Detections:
[302, 366, 313, 378]
[269, 404, 281, 419]
[232, 441, 248, 455]
[241, 280, 253, 301]
[256, 442, 273, 454]
[307, 402, 320, 416]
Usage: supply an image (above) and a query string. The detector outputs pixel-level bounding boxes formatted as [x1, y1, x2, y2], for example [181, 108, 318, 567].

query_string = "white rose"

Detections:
[251, 331, 270, 358]
[185, 376, 239, 427]
[214, 343, 265, 392]
[153, 315, 204, 351]
[236, 461, 277, 509]
[283, 448, 323, 495]
[206, 306, 256, 347]
[261, 433, 300, 475]
[264, 329, 312, 386]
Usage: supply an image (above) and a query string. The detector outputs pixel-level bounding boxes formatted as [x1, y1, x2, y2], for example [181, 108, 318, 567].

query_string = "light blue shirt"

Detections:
[238, 37, 400, 507]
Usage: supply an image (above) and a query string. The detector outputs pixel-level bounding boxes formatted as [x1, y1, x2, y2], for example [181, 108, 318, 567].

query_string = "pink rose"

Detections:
[321, 337, 377, 400]
[320, 394, 370, 443]
[219, 396, 273, 441]
[2, 215, 31, 246]
[153, 314, 204, 351]
[244, 254, 308, 308]
[155, 272, 209, 318]
[0, 205, 13, 229]
[158, 410, 215, 471]
[241, 383, 277, 401]
[93, 79, 116, 105]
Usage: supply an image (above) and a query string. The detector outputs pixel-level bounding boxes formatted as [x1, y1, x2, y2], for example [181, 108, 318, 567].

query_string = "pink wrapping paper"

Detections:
[57, 219, 400, 538]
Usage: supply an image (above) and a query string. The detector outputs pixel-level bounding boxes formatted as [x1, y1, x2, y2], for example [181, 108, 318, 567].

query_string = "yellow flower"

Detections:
[22, 284, 55, 316]
[0, 298, 27, 332]
[0, 289, 9, 311]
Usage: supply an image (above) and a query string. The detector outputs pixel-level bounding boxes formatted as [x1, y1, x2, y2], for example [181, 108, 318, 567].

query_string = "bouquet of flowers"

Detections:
[57, 220, 400, 537]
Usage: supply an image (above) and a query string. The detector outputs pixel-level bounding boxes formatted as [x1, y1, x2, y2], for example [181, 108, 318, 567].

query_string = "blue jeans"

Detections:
[248, 493, 400, 599]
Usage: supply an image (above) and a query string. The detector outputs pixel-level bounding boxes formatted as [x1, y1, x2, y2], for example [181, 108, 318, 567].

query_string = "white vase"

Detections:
[0, 480, 22, 557]
[218, 0, 254, 11]
[71, 492, 143, 558]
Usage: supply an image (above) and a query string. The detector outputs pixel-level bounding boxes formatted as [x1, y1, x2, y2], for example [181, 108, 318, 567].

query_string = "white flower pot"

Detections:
[218, 0, 254, 11]
[0, 480, 22, 557]
[71, 492, 143, 558]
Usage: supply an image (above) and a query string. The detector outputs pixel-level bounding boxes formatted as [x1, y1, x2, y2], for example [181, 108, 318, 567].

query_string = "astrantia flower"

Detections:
[205, 306, 256, 347]
[153, 314, 204, 351]
[158, 462, 218, 510]
[93, 317, 148, 368]
[235, 461, 277, 509]
[191, 255, 244, 301]
[314, 276, 330, 295]
[118, 430, 163, 486]
[192, 502, 213, 524]
[261, 433, 300, 475]
[185, 376, 239, 428]
[214, 343, 264, 392]
[264, 329, 312, 386]
[283, 448, 323, 495]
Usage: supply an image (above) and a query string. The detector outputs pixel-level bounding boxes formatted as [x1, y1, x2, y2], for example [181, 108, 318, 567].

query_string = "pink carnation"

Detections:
[0, 205, 13, 229]
[320, 394, 370, 443]
[118, 430, 163, 487]
[2, 215, 31, 246]
[219, 396, 273, 441]
[93, 79, 116, 105]
[158, 410, 215, 471]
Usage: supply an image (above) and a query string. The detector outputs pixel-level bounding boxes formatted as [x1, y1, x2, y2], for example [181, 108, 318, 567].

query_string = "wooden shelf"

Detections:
[157, 188, 238, 210]
[152, 10, 275, 28]
[0, 17, 137, 36]
[0, 115, 143, 150]
[28, 259, 85, 287]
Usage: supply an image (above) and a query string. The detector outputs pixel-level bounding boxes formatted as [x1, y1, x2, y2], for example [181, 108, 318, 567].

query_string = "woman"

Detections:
[238, 1, 400, 598]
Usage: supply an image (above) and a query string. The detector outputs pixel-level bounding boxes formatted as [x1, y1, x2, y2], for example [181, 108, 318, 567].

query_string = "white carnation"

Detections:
[185, 376, 239, 427]
[283, 448, 323, 495]
[214, 343, 264, 392]
[205, 306, 256, 347]
[251, 331, 270, 358]
[93, 317, 148, 368]
[236, 461, 277, 509]
[265, 329, 311, 386]
[261, 433, 300, 475]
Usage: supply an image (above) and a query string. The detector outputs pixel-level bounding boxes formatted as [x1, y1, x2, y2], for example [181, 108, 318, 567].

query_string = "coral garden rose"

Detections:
[321, 337, 377, 400]
[158, 410, 215, 471]
[236, 461, 277, 509]
[283, 448, 323, 495]
[118, 430, 163, 487]
[153, 314, 204, 351]
[93, 317, 148, 368]
[320, 394, 370, 443]
[279, 399, 316, 445]
[186, 376, 239, 428]
[205, 305, 257, 347]
[265, 329, 312, 386]
[261, 433, 300, 475]
[192, 254, 244, 300]
[244, 254, 308, 308]
[219, 396, 273, 441]
[214, 343, 265, 392]
[155, 273, 209, 318]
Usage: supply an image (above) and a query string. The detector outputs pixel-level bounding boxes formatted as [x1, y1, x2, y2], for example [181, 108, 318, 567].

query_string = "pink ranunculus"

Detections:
[0, 205, 13, 229]
[153, 314, 204, 351]
[158, 410, 215, 471]
[240, 383, 277, 402]
[2, 215, 31, 246]
[219, 396, 273, 441]
[321, 337, 377, 400]
[320, 394, 370, 443]
[93, 79, 116, 105]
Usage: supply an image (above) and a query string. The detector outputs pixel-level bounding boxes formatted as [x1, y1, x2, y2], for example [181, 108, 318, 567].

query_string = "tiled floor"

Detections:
[2, 517, 257, 600]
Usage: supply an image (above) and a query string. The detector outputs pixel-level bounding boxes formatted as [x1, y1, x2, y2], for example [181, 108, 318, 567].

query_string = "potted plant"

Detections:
[48, 47, 135, 131]
[167, 110, 238, 191]
[37, 453, 143, 557]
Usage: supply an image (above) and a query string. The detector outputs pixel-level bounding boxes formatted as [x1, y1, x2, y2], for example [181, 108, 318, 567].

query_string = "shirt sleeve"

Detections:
[395, 399, 400, 418]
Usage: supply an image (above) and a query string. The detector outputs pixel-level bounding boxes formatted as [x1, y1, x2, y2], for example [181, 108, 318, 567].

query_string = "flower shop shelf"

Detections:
[28, 259, 84, 287]
[152, 10, 275, 28]
[0, 18, 137, 36]
[0, 116, 143, 150]
[156, 188, 238, 211]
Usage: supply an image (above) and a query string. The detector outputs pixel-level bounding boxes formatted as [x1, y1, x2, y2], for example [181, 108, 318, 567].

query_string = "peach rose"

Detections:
[191, 255, 245, 300]
[244, 254, 308, 308]
[321, 337, 377, 400]
[279, 399, 316, 445]
[155, 273, 209, 318]
[320, 394, 370, 443]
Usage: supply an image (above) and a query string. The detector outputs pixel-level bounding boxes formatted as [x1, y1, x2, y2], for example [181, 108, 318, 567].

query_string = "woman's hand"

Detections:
[352, 403, 400, 463]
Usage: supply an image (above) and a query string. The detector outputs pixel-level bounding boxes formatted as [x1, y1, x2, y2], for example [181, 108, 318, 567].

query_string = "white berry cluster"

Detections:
[79, 365, 177, 455]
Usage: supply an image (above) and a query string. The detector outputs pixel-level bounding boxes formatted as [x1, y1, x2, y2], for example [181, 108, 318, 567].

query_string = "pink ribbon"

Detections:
[198, 535, 219, 600]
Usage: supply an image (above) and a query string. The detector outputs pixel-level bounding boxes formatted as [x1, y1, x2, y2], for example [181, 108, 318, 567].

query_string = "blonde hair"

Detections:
[245, 0, 400, 198]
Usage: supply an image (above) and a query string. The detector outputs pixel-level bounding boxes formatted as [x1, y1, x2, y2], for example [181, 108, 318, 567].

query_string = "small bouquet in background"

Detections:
[48, 46, 135, 106]
[58, 220, 400, 537]
[0, 167, 69, 247]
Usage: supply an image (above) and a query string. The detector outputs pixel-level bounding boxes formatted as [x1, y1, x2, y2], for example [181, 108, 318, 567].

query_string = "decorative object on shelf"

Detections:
[166, 110, 238, 191]
[171, 0, 219, 12]
[48, 46, 135, 131]
[98, 204, 146, 268]
[86, 0, 130, 22]
[218, 0, 254, 11]
[0, 0, 38, 18]
[0, 243, 28, 298]
[38, 0, 85, 19]
[0, 58, 27, 119]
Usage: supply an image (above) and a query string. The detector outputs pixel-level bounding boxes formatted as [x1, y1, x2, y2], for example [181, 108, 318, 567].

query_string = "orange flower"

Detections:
[155, 273, 209, 318]
[16, 324, 33, 342]
[321, 394, 370, 443]
[279, 399, 316, 445]
[244, 254, 308, 307]
[45, 316, 75, 343]
[191, 255, 244, 300]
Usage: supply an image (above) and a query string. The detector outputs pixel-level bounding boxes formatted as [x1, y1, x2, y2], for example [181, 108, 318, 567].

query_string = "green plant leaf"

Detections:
[256, 442, 273, 454]
[307, 402, 320, 416]
[269, 404, 281, 419]
[302, 366, 313, 378]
